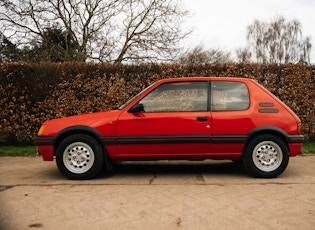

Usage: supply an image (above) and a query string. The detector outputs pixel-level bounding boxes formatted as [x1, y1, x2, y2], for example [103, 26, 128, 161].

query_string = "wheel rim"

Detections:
[252, 141, 283, 172]
[63, 142, 95, 174]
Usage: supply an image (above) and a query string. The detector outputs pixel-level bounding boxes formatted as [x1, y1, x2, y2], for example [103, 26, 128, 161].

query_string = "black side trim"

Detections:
[102, 137, 116, 145]
[113, 135, 248, 145]
[115, 135, 210, 145]
[34, 136, 54, 146]
[34, 128, 304, 148]
[212, 135, 247, 144]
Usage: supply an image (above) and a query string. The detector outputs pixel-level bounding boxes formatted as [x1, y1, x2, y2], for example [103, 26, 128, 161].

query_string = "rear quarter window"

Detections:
[211, 81, 249, 111]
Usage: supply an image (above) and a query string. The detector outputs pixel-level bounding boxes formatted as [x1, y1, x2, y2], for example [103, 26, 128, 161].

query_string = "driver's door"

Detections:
[114, 81, 212, 158]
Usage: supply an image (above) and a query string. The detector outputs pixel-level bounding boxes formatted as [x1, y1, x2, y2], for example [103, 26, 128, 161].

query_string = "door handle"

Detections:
[197, 116, 208, 122]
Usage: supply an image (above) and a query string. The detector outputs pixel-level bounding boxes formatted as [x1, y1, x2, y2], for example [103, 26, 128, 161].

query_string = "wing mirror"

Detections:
[128, 103, 144, 113]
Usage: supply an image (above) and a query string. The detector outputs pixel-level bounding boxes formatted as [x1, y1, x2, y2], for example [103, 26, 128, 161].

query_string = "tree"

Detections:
[177, 45, 232, 65]
[0, 33, 20, 62]
[1, 27, 79, 62]
[240, 17, 312, 64]
[235, 48, 251, 63]
[32, 27, 80, 62]
[0, 0, 190, 63]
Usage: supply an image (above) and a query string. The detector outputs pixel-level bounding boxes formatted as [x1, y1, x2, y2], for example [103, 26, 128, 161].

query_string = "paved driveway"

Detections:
[1, 155, 315, 230]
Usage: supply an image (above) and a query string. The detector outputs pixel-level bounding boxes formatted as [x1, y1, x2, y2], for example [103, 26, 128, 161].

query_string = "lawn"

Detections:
[0, 145, 38, 156]
[302, 141, 315, 154]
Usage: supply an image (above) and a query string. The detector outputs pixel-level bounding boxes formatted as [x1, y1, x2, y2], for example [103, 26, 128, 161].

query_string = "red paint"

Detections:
[34, 77, 304, 163]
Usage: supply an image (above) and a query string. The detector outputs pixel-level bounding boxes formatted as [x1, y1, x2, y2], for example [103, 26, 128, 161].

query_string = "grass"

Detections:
[0, 145, 38, 156]
[0, 142, 314, 157]
[302, 141, 315, 154]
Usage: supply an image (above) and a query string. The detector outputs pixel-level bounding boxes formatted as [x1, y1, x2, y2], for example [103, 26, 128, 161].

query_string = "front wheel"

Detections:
[243, 135, 289, 178]
[56, 134, 104, 180]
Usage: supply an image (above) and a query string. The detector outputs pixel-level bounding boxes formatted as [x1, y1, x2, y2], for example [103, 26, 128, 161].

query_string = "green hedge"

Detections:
[0, 62, 314, 144]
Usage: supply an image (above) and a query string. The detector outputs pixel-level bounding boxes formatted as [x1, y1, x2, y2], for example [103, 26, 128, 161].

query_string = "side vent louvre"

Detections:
[259, 102, 274, 107]
[258, 102, 278, 113]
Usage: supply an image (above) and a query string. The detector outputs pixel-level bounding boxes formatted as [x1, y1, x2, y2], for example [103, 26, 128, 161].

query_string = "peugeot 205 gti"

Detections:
[34, 77, 304, 179]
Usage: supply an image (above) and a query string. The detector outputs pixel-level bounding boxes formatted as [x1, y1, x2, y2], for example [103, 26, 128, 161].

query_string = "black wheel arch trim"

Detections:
[247, 126, 304, 144]
[34, 126, 104, 146]
[53, 125, 113, 169]
[53, 126, 104, 144]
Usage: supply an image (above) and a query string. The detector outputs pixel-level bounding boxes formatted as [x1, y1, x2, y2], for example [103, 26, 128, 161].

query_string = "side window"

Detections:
[211, 81, 249, 111]
[139, 81, 208, 112]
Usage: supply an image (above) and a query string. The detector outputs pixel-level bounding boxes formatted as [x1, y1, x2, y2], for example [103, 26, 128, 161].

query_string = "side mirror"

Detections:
[128, 103, 144, 113]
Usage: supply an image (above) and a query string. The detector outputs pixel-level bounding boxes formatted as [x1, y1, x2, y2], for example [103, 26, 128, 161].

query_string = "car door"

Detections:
[114, 81, 212, 157]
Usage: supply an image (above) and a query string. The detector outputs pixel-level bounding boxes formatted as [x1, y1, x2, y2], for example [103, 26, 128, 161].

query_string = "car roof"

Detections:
[158, 77, 254, 83]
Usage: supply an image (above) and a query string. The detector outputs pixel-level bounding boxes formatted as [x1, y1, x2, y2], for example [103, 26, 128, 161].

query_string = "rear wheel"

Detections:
[243, 135, 289, 178]
[56, 134, 104, 180]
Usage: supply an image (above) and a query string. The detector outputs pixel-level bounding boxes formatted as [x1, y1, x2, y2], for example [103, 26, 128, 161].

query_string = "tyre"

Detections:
[243, 134, 289, 178]
[56, 134, 104, 180]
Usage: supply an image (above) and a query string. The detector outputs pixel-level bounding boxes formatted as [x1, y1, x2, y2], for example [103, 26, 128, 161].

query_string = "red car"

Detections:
[34, 77, 304, 179]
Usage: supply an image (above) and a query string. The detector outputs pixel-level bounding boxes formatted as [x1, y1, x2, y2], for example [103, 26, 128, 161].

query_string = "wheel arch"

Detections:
[245, 126, 289, 150]
[53, 126, 111, 168]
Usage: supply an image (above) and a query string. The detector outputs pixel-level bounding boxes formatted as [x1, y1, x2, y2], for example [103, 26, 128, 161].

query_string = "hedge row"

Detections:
[0, 62, 314, 144]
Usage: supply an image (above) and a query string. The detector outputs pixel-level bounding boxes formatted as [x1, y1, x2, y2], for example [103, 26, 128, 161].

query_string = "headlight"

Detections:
[37, 125, 46, 136]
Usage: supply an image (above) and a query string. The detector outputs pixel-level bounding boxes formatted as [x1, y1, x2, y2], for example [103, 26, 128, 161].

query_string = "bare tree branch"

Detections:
[177, 45, 232, 65]
[245, 16, 312, 64]
[0, 0, 191, 63]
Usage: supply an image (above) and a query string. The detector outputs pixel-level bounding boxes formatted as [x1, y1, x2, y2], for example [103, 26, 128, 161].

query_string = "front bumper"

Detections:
[34, 136, 54, 161]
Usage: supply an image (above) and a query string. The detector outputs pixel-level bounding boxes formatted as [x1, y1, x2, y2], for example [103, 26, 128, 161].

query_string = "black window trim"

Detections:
[209, 80, 250, 112]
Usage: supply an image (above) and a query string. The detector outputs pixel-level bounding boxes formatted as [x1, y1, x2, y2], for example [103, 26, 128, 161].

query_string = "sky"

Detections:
[181, 0, 315, 63]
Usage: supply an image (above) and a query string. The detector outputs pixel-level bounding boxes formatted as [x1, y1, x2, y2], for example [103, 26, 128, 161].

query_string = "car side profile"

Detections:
[34, 77, 304, 179]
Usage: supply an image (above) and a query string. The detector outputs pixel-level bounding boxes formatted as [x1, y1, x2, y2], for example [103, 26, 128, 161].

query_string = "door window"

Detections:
[139, 81, 209, 112]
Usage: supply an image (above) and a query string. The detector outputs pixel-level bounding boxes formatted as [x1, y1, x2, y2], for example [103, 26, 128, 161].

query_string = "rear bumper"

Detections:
[287, 134, 304, 144]
[288, 143, 303, 156]
[287, 135, 304, 157]
[34, 137, 54, 161]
